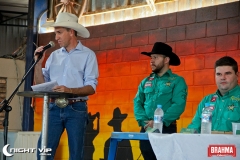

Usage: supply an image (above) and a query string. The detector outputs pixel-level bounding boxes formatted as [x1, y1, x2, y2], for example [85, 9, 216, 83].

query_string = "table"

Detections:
[108, 132, 240, 160]
[149, 133, 240, 160]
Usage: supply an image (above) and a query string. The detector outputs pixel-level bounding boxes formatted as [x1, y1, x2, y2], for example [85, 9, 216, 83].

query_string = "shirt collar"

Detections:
[150, 69, 172, 78]
[164, 69, 173, 76]
[216, 85, 240, 97]
[76, 41, 83, 51]
[60, 40, 83, 53]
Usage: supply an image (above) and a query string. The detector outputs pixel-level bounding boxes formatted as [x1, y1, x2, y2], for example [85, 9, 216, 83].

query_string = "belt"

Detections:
[49, 98, 86, 104]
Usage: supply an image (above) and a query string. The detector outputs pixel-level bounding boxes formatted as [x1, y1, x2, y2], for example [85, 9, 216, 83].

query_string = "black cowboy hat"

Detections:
[141, 42, 180, 66]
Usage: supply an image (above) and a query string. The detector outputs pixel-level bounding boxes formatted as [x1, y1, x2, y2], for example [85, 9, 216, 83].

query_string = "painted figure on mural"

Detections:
[47, 0, 87, 22]
[102, 107, 133, 160]
[134, 42, 188, 160]
[188, 56, 240, 133]
[34, 12, 98, 160]
[54, 0, 85, 17]
[84, 112, 100, 159]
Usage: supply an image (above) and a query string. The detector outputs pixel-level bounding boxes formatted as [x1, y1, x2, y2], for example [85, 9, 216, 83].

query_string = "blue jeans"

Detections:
[37, 101, 88, 160]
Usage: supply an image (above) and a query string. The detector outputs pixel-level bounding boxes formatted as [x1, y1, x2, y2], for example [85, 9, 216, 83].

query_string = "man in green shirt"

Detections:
[188, 56, 240, 133]
[134, 42, 188, 160]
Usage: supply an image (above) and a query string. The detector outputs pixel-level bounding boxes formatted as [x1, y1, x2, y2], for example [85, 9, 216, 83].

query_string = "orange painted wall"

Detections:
[34, 2, 240, 160]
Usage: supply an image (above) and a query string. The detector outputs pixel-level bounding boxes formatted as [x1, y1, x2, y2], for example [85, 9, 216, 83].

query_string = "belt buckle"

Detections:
[55, 98, 68, 108]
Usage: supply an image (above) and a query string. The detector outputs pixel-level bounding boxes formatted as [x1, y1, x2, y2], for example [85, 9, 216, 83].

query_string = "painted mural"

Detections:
[34, 1, 240, 160]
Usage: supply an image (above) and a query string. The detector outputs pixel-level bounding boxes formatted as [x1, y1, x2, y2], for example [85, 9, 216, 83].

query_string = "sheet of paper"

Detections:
[31, 81, 58, 92]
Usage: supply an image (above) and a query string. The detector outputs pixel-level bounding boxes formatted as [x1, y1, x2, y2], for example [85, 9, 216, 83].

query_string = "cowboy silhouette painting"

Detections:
[101, 107, 133, 160]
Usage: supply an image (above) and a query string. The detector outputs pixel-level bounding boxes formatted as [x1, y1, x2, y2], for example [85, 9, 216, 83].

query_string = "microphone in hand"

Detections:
[35, 41, 55, 56]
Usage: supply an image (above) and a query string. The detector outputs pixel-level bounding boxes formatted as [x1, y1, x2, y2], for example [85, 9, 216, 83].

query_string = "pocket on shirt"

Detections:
[223, 106, 240, 121]
[72, 67, 83, 74]
[143, 87, 154, 94]
[223, 105, 240, 131]
[71, 69, 84, 81]
[160, 86, 173, 95]
[49, 64, 64, 80]
[157, 87, 173, 102]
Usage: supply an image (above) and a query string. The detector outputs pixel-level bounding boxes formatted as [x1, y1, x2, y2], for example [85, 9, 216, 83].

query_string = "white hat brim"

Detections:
[41, 21, 90, 38]
[41, 12, 90, 38]
[41, 21, 55, 28]
[51, 21, 90, 38]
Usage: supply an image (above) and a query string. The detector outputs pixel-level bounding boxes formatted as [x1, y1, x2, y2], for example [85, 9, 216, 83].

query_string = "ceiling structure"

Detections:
[1, 0, 238, 28]
[0, 0, 158, 25]
[0, 0, 28, 20]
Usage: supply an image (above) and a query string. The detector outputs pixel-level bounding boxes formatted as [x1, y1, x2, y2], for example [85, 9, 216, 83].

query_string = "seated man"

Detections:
[134, 42, 188, 160]
[188, 56, 240, 133]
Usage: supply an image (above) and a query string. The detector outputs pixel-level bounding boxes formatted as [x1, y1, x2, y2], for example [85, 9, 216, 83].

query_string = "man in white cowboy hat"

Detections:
[34, 12, 98, 160]
[134, 42, 188, 160]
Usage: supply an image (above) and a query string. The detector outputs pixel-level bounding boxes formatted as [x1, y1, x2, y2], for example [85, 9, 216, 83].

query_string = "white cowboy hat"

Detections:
[42, 12, 90, 38]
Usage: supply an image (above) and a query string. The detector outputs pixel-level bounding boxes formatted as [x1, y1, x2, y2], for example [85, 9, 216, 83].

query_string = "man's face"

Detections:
[215, 66, 238, 95]
[150, 54, 168, 73]
[54, 27, 72, 48]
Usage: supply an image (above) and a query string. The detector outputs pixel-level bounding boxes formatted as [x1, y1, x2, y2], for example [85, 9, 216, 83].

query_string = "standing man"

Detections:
[134, 42, 188, 160]
[34, 12, 98, 160]
[188, 56, 239, 133]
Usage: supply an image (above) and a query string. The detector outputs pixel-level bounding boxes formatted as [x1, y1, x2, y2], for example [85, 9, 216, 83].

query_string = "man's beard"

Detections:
[152, 64, 164, 74]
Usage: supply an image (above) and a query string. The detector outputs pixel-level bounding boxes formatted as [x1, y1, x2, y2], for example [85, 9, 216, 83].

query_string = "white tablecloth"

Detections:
[148, 133, 240, 160]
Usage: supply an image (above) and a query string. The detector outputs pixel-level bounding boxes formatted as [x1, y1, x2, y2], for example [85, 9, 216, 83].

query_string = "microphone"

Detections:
[36, 41, 55, 56]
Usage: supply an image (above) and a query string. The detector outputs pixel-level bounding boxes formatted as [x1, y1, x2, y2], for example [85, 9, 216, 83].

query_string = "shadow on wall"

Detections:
[101, 107, 133, 160]
[84, 107, 133, 160]
[84, 112, 100, 160]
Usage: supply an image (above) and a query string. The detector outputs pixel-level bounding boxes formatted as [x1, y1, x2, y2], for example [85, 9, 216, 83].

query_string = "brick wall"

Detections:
[36, 1, 240, 160]
[0, 77, 7, 129]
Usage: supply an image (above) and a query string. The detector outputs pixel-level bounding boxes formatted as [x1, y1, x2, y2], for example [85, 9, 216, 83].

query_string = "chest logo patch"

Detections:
[231, 96, 240, 102]
[168, 77, 176, 81]
[144, 82, 152, 87]
[148, 77, 154, 81]
[211, 95, 218, 102]
[209, 106, 215, 111]
[228, 105, 235, 111]
[165, 82, 171, 86]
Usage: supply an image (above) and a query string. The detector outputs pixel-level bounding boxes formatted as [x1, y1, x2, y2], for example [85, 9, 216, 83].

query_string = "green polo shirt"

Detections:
[188, 85, 240, 132]
[134, 69, 188, 127]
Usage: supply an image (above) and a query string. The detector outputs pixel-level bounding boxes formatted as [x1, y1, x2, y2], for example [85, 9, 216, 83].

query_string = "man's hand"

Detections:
[34, 46, 46, 63]
[52, 85, 72, 93]
[34, 46, 47, 84]
[144, 120, 154, 130]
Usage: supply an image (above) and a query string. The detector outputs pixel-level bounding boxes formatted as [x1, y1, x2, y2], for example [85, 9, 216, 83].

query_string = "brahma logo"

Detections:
[208, 145, 236, 157]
